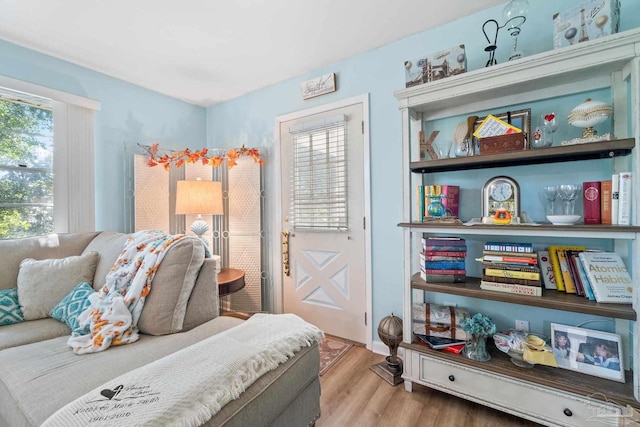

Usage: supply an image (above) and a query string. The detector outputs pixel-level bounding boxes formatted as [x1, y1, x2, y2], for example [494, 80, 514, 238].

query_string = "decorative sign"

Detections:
[301, 73, 336, 100]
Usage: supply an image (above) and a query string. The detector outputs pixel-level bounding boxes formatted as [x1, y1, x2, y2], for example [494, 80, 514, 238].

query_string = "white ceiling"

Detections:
[0, 0, 504, 107]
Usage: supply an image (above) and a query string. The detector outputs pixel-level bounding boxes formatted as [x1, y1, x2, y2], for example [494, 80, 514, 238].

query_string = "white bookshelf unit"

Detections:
[396, 29, 640, 426]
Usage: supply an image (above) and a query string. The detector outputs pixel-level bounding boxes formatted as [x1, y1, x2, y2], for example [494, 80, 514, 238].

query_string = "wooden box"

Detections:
[478, 133, 526, 154]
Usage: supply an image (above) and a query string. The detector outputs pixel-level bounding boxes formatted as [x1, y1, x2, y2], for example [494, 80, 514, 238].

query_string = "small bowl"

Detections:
[546, 214, 581, 225]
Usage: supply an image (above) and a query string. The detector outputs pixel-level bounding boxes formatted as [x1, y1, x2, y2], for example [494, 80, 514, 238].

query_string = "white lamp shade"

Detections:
[175, 180, 223, 215]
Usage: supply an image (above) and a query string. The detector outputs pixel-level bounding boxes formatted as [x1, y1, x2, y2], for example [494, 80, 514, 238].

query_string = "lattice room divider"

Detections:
[124, 142, 267, 313]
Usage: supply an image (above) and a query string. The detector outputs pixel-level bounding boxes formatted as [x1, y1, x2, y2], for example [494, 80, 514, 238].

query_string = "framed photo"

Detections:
[551, 323, 625, 383]
[473, 108, 531, 150]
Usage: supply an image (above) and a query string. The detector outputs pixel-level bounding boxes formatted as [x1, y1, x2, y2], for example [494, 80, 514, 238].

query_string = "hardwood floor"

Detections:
[317, 345, 542, 427]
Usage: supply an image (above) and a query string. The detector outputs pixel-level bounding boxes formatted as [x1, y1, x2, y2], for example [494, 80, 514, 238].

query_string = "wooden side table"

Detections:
[218, 268, 245, 313]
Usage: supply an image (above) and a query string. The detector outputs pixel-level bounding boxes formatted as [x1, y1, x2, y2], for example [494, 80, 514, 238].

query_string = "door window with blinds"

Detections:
[289, 114, 348, 231]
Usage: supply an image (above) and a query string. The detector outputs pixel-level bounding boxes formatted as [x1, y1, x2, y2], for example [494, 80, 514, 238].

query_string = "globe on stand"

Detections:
[369, 313, 404, 386]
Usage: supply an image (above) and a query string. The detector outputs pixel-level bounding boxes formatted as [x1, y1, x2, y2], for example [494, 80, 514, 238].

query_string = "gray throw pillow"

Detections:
[17, 251, 99, 320]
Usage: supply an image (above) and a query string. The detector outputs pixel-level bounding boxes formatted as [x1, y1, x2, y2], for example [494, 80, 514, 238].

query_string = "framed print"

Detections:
[551, 323, 625, 383]
[473, 108, 531, 150]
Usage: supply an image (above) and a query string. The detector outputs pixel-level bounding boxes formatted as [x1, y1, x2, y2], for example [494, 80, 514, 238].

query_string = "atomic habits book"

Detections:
[578, 252, 633, 303]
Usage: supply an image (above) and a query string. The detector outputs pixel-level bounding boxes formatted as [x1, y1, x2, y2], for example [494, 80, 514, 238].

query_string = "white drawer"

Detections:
[407, 350, 624, 427]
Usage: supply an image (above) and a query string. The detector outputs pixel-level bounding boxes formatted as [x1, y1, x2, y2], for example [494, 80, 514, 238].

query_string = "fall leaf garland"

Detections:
[146, 142, 264, 170]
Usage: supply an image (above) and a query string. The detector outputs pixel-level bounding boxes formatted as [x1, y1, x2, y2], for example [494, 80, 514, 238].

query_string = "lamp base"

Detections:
[190, 219, 209, 237]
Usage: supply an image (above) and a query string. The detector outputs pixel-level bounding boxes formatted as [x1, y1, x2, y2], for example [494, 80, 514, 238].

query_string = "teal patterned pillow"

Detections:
[50, 282, 94, 335]
[0, 287, 24, 326]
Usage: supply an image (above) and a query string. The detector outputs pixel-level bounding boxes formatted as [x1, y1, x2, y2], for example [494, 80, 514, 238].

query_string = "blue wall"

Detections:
[0, 39, 207, 232]
[206, 0, 640, 341]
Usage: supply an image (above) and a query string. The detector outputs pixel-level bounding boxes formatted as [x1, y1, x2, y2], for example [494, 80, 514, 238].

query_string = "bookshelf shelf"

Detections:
[409, 139, 634, 174]
[411, 273, 636, 320]
[398, 222, 640, 239]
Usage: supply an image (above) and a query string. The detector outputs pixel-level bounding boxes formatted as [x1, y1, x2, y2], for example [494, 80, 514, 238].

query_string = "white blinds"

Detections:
[289, 116, 348, 231]
[52, 102, 96, 233]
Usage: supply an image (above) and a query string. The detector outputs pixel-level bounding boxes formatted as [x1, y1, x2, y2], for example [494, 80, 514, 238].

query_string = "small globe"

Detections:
[378, 314, 403, 370]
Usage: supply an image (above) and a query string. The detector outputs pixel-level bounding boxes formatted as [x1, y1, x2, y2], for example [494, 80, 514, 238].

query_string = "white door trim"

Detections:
[272, 94, 372, 349]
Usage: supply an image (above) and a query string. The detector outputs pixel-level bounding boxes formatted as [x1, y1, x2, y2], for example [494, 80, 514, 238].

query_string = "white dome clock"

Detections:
[482, 176, 521, 224]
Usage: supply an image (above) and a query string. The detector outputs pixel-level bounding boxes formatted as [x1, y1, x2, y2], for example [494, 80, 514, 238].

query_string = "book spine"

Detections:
[483, 242, 533, 253]
[484, 268, 539, 280]
[423, 245, 468, 252]
[611, 173, 619, 225]
[422, 256, 466, 262]
[423, 269, 466, 275]
[538, 250, 557, 290]
[557, 249, 577, 293]
[601, 179, 612, 225]
[582, 181, 601, 224]
[480, 280, 542, 296]
[420, 273, 466, 283]
[416, 185, 425, 222]
[482, 255, 538, 265]
[618, 172, 632, 225]
[565, 250, 585, 296]
[422, 261, 465, 270]
[481, 275, 541, 286]
[576, 254, 596, 300]
[422, 237, 465, 246]
[548, 247, 565, 291]
[424, 251, 467, 257]
[442, 344, 465, 354]
[480, 263, 539, 273]
[482, 250, 537, 258]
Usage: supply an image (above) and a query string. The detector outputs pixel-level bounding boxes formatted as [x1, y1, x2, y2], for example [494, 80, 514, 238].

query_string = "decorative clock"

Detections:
[482, 176, 520, 224]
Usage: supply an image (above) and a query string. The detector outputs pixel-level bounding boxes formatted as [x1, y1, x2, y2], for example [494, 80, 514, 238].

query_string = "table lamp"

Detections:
[175, 179, 223, 239]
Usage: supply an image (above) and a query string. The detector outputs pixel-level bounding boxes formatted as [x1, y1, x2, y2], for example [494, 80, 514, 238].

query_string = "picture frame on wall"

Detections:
[473, 108, 531, 151]
[551, 323, 625, 383]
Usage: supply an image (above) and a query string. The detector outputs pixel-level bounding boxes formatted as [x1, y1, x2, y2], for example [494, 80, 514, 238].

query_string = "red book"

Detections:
[600, 180, 612, 225]
[582, 181, 601, 224]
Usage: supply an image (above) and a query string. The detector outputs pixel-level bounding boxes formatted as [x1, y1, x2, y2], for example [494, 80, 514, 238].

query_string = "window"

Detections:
[0, 96, 54, 239]
[290, 115, 348, 230]
[0, 75, 100, 239]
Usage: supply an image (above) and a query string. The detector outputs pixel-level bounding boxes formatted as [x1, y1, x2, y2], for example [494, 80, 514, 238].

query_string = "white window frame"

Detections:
[0, 75, 100, 234]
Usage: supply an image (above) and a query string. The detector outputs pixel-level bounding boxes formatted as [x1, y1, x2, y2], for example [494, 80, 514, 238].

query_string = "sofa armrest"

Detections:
[182, 257, 220, 331]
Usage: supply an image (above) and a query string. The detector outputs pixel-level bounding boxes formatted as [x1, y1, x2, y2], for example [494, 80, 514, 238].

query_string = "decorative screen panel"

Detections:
[228, 157, 262, 312]
[134, 154, 170, 232]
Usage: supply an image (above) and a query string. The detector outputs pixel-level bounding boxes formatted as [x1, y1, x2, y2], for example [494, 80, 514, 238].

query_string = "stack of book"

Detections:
[545, 247, 633, 303]
[479, 241, 542, 296]
[420, 236, 466, 283]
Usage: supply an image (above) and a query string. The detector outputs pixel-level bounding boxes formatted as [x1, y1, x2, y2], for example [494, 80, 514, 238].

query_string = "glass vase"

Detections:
[464, 334, 491, 362]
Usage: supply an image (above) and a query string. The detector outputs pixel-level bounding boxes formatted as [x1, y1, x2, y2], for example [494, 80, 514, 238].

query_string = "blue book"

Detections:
[483, 241, 533, 253]
[422, 260, 466, 270]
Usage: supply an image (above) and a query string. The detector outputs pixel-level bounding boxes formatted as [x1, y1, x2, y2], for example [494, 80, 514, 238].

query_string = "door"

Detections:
[280, 102, 367, 343]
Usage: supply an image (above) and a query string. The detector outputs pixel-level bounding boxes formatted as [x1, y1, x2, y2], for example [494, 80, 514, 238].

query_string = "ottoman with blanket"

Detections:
[0, 231, 322, 426]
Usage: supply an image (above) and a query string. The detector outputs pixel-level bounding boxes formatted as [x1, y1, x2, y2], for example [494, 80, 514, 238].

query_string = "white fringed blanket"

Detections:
[42, 313, 323, 427]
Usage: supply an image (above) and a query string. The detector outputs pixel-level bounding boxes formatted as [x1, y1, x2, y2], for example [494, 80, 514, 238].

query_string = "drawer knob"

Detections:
[563, 408, 573, 417]
[448, 375, 455, 382]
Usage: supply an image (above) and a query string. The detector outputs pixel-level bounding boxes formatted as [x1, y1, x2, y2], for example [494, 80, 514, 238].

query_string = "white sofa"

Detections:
[0, 232, 321, 426]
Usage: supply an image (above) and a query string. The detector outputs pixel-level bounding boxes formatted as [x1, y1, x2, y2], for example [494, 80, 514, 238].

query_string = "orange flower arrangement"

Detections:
[146, 143, 264, 170]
